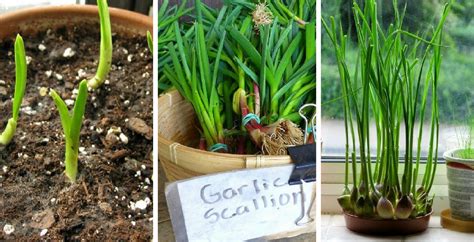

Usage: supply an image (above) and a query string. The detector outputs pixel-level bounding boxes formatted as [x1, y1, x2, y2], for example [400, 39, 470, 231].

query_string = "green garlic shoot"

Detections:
[147, 31, 153, 53]
[0, 35, 27, 146]
[87, 0, 113, 89]
[50, 80, 88, 182]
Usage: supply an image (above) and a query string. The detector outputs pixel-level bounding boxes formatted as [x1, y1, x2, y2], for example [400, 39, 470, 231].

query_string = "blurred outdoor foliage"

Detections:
[322, 0, 473, 124]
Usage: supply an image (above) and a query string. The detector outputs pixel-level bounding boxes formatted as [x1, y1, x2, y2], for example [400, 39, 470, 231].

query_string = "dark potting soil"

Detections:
[0, 23, 153, 240]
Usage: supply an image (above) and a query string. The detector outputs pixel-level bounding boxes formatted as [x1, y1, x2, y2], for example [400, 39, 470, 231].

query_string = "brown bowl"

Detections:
[343, 211, 432, 235]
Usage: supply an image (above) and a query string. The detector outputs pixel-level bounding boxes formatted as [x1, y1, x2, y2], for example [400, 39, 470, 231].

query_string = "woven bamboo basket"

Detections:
[158, 89, 297, 181]
[158, 90, 316, 238]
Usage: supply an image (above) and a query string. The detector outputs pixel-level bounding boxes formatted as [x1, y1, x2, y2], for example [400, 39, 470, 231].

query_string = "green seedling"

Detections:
[87, 0, 113, 89]
[458, 116, 474, 159]
[50, 80, 88, 182]
[147, 31, 153, 53]
[0, 35, 27, 146]
[324, 0, 451, 218]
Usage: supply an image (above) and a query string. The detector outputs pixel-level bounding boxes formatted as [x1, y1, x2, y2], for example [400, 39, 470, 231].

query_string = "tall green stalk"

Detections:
[158, 0, 192, 92]
[163, 0, 315, 153]
[147, 31, 153, 53]
[164, 0, 226, 151]
[0, 35, 27, 146]
[229, 19, 316, 124]
[323, 0, 451, 218]
[87, 0, 113, 89]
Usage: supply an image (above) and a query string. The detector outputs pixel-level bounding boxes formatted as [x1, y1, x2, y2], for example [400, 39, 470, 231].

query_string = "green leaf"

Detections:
[158, 0, 169, 18]
[174, 22, 191, 80]
[195, 22, 211, 99]
[12, 34, 27, 121]
[88, 0, 112, 89]
[227, 27, 261, 65]
[167, 42, 191, 98]
[271, 22, 293, 59]
[70, 80, 88, 143]
[146, 31, 153, 53]
[210, 31, 226, 107]
[50, 89, 72, 137]
[305, 21, 315, 60]
[274, 33, 302, 86]
[234, 57, 258, 82]
[272, 74, 312, 103]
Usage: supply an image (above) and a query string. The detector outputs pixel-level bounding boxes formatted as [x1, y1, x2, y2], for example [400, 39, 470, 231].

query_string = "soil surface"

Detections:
[0, 22, 153, 240]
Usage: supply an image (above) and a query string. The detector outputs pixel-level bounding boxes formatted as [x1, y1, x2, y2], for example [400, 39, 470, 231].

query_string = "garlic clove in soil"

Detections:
[386, 186, 399, 205]
[354, 196, 367, 216]
[350, 186, 359, 206]
[358, 181, 367, 197]
[370, 189, 382, 206]
[376, 196, 395, 219]
[362, 195, 376, 217]
[375, 183, 384, 194]
[395, 194, 414, 219]
[338, 187, 353, 211]
[337, 194, 352, 211]
[416, 186, 428, 202]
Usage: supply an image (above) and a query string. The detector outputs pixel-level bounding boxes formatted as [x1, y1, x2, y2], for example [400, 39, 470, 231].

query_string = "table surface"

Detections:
[322, 214, 473, 242]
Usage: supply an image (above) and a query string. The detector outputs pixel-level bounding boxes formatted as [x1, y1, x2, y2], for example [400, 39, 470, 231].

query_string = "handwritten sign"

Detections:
[165, 164, 316, 241]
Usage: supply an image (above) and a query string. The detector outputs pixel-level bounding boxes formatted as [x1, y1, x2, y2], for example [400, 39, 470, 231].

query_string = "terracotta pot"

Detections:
[343, 211, 432, 235]
[0, 4, 152, 39]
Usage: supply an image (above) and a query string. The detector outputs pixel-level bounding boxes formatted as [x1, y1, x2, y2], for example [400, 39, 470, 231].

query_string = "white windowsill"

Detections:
[322, 214, 473, 241]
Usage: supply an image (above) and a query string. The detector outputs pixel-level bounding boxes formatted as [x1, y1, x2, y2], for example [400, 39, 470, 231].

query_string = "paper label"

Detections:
[165, 164, 316, 242]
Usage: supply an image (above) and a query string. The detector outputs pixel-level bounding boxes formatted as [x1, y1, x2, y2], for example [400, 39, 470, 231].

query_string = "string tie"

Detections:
[242, 113, 261, 126]
[209, 143, 228, 152]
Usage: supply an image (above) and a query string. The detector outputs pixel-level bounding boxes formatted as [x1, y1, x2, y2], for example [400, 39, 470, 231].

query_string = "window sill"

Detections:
[321, 214, 472, 241]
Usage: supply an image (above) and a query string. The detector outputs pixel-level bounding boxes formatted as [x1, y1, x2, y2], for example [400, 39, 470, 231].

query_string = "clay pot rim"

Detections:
[343, 209, 433, 221]
[0, 4, 151, 22]
[0, 4, 152, 39]
[444, 148, 474, 163]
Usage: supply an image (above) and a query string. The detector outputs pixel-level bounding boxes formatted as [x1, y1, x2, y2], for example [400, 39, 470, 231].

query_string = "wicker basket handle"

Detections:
[169, 142, 181, 165]
[245, 155, 267, 168]
[245, 155, 294, 169]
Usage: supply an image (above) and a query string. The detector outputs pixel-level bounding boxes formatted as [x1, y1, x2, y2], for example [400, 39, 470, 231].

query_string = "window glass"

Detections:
[322, 0, 474, 158]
